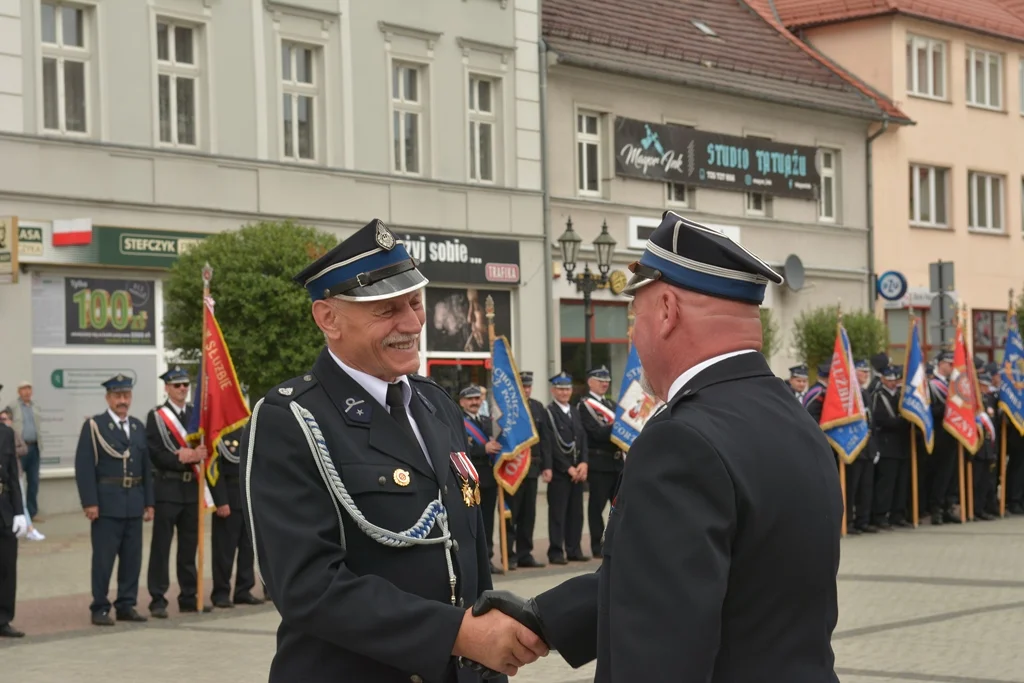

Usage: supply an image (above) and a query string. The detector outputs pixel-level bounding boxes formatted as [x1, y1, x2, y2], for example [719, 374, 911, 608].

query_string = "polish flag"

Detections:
[52, 218, 93, 246]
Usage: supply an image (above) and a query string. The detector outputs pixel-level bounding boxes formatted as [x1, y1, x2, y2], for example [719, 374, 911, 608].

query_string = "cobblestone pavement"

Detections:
[4, 509, 1024, 682]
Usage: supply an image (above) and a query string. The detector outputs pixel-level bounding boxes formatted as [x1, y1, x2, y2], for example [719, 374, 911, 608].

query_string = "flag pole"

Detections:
[954, 305, 966, 525]
[197, 262, 212, 613]
[999, 288, 1013, 518]
[837, 301, 847, 537]
[485, 295, 509, 573]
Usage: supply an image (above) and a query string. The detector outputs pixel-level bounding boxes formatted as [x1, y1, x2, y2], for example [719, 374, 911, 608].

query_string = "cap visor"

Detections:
[619, 272, 654, 296]
[332, 269, 429, 302]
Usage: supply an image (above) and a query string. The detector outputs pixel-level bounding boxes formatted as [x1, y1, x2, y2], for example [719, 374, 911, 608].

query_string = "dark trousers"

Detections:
[846, 456, 874, 529]
[927, 447, 958, 513]
[587, 470, 619, 555]
[973, 459, 996, 514]
[22, 444, 40, 518]
[872, 458, 910, 525]
[91, 516, 143, 615]
[1008, 446, 1024, 507]
[147, 500, 199, 610]
[509, 476, 538, 562]
[0, 529, 17, 626]
[211, 507, 256, 603]
[547, 472, 584, 560]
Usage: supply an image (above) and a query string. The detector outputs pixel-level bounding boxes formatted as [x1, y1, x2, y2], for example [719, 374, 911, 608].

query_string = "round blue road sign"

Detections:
[877, 270, 908, 301]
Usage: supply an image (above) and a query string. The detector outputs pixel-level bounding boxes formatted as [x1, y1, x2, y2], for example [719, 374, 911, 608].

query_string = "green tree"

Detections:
[792, 306, 888, 380]
[759, 308, 780, 362]
[163, 221, 337, 402]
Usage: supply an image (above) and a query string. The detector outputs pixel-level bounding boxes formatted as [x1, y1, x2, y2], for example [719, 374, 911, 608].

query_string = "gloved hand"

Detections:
[12, 514, 27, 538]
[459, 590, 551, 679]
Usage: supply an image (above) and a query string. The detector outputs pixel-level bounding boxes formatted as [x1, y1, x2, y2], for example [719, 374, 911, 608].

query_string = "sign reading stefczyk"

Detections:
[97, 227, 207, 268]
[613, 116, 821, 200]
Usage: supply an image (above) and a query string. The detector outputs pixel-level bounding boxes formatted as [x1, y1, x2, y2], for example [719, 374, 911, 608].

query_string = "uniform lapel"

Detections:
[407, 391, 449, 489]
[104, 413, 129, 450]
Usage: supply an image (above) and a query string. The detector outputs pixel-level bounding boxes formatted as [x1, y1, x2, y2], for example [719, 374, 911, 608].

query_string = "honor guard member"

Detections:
[788, 365, 808, 401]
[928, 351, 959, 524]
[240, 218, 546, 682]
[869, 353, 890, 394]
[74, 374, 155, 626]
[458, 385, 505, 574]
[209, 426, 263, 607]
[870, 365, 912, 529]
[847, 360, 877, 535]
[0, 405, 26, 638]
[577, 366, 623, 558]
[803, 362, 831, 422]
[145, 366, 206, 618]
[475, 211, 842, 683]
[973, 374, 998, 520]
[508, 371, 546, 569]
[542, 372, 589, 565]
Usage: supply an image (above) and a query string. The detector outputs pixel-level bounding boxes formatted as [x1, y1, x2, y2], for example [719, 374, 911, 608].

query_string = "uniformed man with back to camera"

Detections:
[240, 218, 547, 682]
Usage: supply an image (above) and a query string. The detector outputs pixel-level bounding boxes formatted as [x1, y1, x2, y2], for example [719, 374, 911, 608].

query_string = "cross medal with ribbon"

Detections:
[450, 451, 480, 507]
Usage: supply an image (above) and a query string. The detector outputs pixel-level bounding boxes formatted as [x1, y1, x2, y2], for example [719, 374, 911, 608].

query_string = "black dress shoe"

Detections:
[212, 599, 234, 609]
[977, 512, 995, 521]
[92, 612, 115, 626]
[930, 510, 944, 525]
[857, 525, 879, 534]
[548, 556, 568, 565]
[180, 605, 214, 614]
[507, 560, 518, 571]
[517, 556, 546, 568]
[116, 608, 148, 623]
[846, 527, 862, 535]
[489, 564, 505, 575]
[150, 606, 168, 619]
[0, 624, 25, 638]
[567, 554, 590, 562]
[877, 522, 893, 531]
[233, 593, 264, 606]
[894, 519, 914, 528]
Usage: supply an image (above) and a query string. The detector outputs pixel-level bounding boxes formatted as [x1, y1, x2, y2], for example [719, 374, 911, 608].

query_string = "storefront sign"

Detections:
[64, 277, 156, 346]
[0, 216, 18, 284]
[426, 287, 512, 352]
[396, 231, 520, 285]
[18, 222, 43, 257]
[614, 117, 821, 200]
[97, 227, 207, 268]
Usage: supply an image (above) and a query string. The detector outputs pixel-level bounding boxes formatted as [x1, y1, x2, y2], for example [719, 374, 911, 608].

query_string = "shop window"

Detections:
[972, 309, 1008, 363]
[559, 301, 630, 400]
[885, 308, 939, 364]
[425, 287, 512, 353]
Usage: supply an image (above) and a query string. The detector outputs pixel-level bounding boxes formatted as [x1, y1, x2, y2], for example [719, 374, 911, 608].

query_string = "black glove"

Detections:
[472, 589, 551, 647]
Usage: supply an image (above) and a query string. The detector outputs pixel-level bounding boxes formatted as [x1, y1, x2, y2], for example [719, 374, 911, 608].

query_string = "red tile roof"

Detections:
[541, 0, 910, 122]
[767, 0, 1024, 43]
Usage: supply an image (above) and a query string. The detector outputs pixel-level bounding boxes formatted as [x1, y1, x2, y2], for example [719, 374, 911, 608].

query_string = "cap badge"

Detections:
[375, 220, 396, 251]
[393, 468, 411, 487]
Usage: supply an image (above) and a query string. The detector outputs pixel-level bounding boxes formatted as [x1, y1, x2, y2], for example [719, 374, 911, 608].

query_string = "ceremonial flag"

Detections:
[610, 344, 661, 452]
[819, 322, 870, 464]
[999, 311, 1024, 435]
[488, 336, 539, 496]
[899, 317, 934, 454]
[942, 320, 981, 455]
[187, 295, 252, 486]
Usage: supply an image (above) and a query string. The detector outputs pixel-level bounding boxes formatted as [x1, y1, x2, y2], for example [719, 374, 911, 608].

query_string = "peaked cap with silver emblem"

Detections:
[293, 218, 428, 302]
[621, 210, 783, 304]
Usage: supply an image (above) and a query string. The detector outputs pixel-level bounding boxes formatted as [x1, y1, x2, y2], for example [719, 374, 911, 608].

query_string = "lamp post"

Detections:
[558, 217, 617, 372]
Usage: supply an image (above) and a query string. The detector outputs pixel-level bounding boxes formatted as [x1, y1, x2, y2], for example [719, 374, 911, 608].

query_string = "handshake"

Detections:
[454, 590, 552, 678]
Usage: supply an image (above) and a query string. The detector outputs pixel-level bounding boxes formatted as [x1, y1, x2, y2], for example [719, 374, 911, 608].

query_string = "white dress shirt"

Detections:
[554, 400, 572, 415]
[666, 349, 758, 404]
[107, 408, 131, 440]
[328, 349, 432, 470]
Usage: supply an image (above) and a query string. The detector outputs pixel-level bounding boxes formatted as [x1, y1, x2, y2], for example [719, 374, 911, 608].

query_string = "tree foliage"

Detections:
[759, 308, 780, 362]
[163, 221, 337, 402]
[792, 306, 888, 379]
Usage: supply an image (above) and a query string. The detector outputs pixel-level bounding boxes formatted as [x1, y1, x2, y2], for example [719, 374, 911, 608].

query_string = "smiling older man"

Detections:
[240, 219, 546, 683]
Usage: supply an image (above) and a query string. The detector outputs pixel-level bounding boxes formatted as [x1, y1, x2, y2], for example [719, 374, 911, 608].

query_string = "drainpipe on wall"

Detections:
[539, 37, 556, 379]
[866, 115, 890, 311]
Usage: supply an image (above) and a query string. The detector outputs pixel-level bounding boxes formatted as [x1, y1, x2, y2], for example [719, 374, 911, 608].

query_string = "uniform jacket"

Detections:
[578, 394, 623, 474]
[541, 402, 588, 474]
[871, 387, 909, 460]
[534, 352, 842, 683]
[240, 349, 499, 683]
[146, 402, 198, 504]
[211, 428, 246, 510]
[0, 424, 24, 529]
[74, 412, 154, 519]
[929, 375, 958, 456]
[803, 381, 827, 424]
[525, 398, 546, 477]
[463, 411, 497, 489]
[976, 394, 998, 463]
[6, 399, 42, 447]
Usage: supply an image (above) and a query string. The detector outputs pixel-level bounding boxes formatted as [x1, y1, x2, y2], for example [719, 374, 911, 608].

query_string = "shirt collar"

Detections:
[329, 348, 410, 409]
[554, 401, 571, 414]
[107, 408, 126, 425]
[588, 392, 605, 402]
[666, 349, 757, 403]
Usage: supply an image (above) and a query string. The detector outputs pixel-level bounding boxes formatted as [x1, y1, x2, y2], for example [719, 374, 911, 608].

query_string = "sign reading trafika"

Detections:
[0, 216, 19, 284]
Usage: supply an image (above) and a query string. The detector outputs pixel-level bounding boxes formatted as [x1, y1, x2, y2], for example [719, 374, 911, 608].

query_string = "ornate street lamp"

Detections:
[558, 218, 617, 372]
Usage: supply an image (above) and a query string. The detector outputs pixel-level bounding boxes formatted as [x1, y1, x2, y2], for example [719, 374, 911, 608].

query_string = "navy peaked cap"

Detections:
[883, 365, 902, 380]
[159, 366, 189, 384]
[550, 372, 573, 386]
[789, 364, 808, 378]
[587, 365, 612, 380]
[459, 385, 483, 399]
[519, 371, 534, 386]
[817, 362, 831, 378]
[102, 374, 135, 392]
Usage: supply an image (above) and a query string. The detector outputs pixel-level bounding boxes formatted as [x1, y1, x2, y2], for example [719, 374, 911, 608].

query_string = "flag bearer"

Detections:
[578, 366, 622, 558]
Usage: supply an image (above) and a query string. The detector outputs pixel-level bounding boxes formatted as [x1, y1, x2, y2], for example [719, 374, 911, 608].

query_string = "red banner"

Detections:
[943, 321, 981, 455]
[495, 447, 531, 495]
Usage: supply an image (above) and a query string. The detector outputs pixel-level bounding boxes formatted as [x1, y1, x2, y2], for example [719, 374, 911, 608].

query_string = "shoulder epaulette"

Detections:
[266, 372, 319, 404]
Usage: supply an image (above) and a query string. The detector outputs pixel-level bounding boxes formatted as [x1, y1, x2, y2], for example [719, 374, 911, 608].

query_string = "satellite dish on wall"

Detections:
[783, 254, 805, 292]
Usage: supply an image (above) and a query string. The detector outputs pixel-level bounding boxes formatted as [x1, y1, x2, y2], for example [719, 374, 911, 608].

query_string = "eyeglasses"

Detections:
[170, 383, 189, 389]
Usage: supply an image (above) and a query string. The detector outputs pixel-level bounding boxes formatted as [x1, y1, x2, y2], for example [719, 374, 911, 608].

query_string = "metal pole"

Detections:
[584, 278, 593, 373]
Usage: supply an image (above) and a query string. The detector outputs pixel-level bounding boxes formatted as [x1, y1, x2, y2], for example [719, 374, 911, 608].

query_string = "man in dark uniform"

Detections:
[974, 373, 998, 521]
[870, 365, 912, 529]
[508, 371, 545, 569]
[145, 366, 206, 618]
[209, 426, 263, 607]
[869, 352, 890, 394]
[577, 365, 622, 558]
[542, 372, 588, 565]
[475, 210, 842, 682]
[928, 351, 959, 524]
[847, 360, 877, 535]
[788, 364, 808, 401]
[803, 361, 830, 422]
[75, 374, 155, 626]
[0, 403, 26, 638]
[458, 385, 505, 574]
[240, 218, 545, 682]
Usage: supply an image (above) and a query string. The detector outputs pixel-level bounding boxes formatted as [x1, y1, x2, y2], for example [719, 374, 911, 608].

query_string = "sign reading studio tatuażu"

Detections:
[613, 117, 821, 200]
[396, 231, 521, 285]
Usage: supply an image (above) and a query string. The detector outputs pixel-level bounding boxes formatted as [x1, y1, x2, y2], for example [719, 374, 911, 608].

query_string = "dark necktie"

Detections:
[385, 382, 419, 449]
[120, 420, 130, 441]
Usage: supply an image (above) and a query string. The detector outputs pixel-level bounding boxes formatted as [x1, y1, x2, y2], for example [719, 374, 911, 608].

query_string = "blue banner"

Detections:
[1000, 312, 1024, 436]
[899, 317, 934, 454]
[610, 345, 661, 452]
[488, 336, 539, 495]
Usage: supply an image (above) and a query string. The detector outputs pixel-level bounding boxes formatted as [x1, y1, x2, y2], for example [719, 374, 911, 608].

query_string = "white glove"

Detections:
[12, 514, 27, 538]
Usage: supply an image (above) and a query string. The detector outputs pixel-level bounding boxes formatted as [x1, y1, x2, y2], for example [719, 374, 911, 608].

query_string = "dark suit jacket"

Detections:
[240, 348, 499, 683]
[211, 426, 247, 510]
[541, 402, 588, 474]
[146, 402, 198, 504]
[0, 424, 24, 528]
[871, 387, 910, 460]
[74, 412, 154, 519]
[463, 412, 497, 489]
[534, 352, 842, 683]
[578, 394, 622, 473]
[525, 398, 546, 477]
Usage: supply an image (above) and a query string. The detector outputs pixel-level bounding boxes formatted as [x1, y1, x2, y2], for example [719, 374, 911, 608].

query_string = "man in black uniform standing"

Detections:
[788, 364, 808, 401]
[145, 366, 206, 618]
[240, 218, 546, 682]
[542, 372, 588, 565]
[0, 405, 26, 638]
[475, 211, 842, 682]
[870, 365, 912, 529]
[508, 371, 545, 569]
[75, 375, 155, 626]
[459, 385, 505, 574]
[928, 351, 959, 524]
[577, 366, 622, 558]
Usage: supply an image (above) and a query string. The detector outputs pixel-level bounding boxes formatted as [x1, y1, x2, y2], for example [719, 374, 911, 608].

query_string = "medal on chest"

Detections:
[450, 451, 480, 508]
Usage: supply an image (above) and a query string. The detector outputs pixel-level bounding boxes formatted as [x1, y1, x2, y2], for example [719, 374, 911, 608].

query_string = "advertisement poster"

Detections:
[64, 277, 156, 346]
[396, 232, 520, 285]
[426, 287, 512, 352]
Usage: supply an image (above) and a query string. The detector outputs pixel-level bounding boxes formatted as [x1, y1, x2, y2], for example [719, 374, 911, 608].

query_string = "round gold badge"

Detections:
[393, 469, 411, 487]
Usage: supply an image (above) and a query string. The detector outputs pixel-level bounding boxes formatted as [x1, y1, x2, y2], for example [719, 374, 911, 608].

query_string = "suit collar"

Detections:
[667, 351, 775, 410]
[102, 410, 131, 448]
[407, 392, 449, 488]
[666, 350, 758, 403]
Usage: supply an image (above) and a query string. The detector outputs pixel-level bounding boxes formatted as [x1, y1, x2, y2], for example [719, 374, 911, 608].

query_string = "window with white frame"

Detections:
[576, 111, 601, 195]
[392, 62, 423, 175]
[818, 149, 839, 222]
[666, 182, 690, 207]
[968, 171, 1004, 232]
[281, 42, 317, 161]
[156, 21, 199, 146]
[966, 47, 1002, 109]
[905, 34, 946, 99]
[468, 76, 495, 183]
[908, 164, 949, 227]
[746, 192, 768, 216]
[40, 1, 89, 134]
